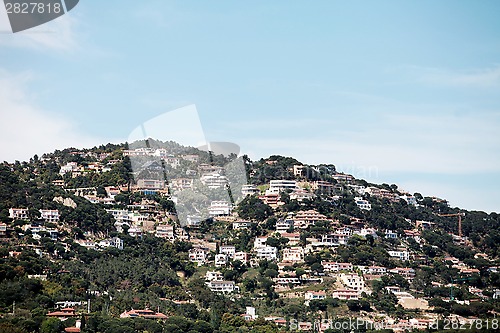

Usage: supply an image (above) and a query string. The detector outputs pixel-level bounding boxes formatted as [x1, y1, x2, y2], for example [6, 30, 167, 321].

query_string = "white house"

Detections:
[305, 291, 326, 301]
[362, 266, 387, 275]
[215, 254, 228, 267]
[98, 237, 124, 250]
[255, 246, 278, 261]
[388, 250, 410, 261]
[209, 201, 232, 216]
[38, 209, 60, 223]
[182, 154, 199, 163]
[155, 224, 175, 241]
[385, 230, 398, 239]
[400, 194, 417, 206]
[186, 215, 203, 227]
[266, 180, 299, 195]
[355, 228, 378, 238]
[59, 162, 79, 176]
[322, 261, 354, 273]
[234, 251, 250, 263]
[111, 237, 124, 250]
[276, 219, 294, 233]
[0, 222, 7, 236]
[289, 190, 315, 202]
[254, 236, 268, 249]
[241, 185, 259, 196]
[9, 208, 29, 220]
[281, 233, 301, 246]
[355, 197, 371, 211]
[232, 221, 253, 230]
[200, 173, 228, 189]
[189, 248, 208, 266]
[340, 273, 365, 291]
[106, 209, 132, 223]
[205, 271, 223, 281]
[321, 233, 349, 246]
[282, 247, 304, 263]
[274, 276, 300, 285]
[78, 240, 97, 250]
[332, 289, 360, 300]
[128, 227, 143, 238]
[206, 280, 238, 294]
[348, 185, 366, 195]
[220, 245, 236, 258]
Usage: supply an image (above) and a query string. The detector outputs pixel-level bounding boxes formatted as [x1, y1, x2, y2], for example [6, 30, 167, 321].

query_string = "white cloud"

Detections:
[403, 65, 500, 88]
[0, 5, 79, 51]
[233, 109, 500, 175]
[0, 69, 113, 162]
[396, 179, 498, 214]
[235, 134, 500, 213]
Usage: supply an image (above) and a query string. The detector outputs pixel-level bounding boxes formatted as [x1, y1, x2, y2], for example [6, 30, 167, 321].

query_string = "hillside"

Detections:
[0, 140, 499, 333]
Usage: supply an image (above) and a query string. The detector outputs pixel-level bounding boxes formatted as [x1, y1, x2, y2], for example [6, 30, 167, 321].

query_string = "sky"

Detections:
[0, 1, 499, 213]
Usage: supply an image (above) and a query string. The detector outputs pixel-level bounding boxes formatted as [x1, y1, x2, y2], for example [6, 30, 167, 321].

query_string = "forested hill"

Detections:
[0, 141, 499, 333]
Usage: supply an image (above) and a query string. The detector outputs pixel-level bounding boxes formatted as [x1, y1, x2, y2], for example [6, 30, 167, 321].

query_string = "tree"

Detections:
[347, 300, 362, 311]
[310, 262, 324, 274]
[96, 186, 107, 198]
[264, 216, 277, 230]
[243, 278, 256, 292]
[295, 268, 306, 278]
[166, 316, 193, 332]
[266, 236, 288, 250]
[236, 195, 273, 221]
[0, 322, 25, 333]
[309, 299, 328, 312]
[40, 317, 63, 333]
[264, 268, 279, 278]
[192, 320, 213, 333]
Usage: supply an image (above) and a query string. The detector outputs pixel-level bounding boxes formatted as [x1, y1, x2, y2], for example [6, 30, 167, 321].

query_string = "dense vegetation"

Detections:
[0, 142, 499, 332]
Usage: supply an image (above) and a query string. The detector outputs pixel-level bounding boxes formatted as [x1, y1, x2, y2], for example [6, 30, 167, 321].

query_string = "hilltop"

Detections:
[0, 140, 499, 333]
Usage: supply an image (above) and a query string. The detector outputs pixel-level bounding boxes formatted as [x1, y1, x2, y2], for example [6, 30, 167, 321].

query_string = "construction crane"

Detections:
[438, 212, 465, 237]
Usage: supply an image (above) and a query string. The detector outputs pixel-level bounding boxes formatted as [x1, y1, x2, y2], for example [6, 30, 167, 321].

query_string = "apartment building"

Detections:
[255, 246, 278, 261]
[39, 209, 60, 223]
[206, 280, 238, 294]
[155, 224, 175, 241]
[208, 201, 232, 216]
[189, 248, 208, 266]
[282, 247, 304, 263]
[241, 184, 259, 196]
[322, 261, 354, 273]
[276, 219, 294, 233]
[220, 245, 236, 259]
[340, 273, 365, 291]
[9, 208, 28, 220]
[265, 180, 299, 195]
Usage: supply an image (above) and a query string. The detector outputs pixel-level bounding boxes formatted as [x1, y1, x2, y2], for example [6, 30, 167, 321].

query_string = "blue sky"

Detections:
[1, 1, 499, 212]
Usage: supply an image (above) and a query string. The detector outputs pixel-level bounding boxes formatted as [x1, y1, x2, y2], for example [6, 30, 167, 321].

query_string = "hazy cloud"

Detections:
[0, 69, 111, 162]
[404, 65, 500, 88]
[0, 6, 79, 51]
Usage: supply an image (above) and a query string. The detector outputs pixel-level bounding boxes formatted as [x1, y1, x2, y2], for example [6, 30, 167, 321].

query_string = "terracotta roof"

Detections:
[120, 309, 168, 319]
[47, 311, 77, 317]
